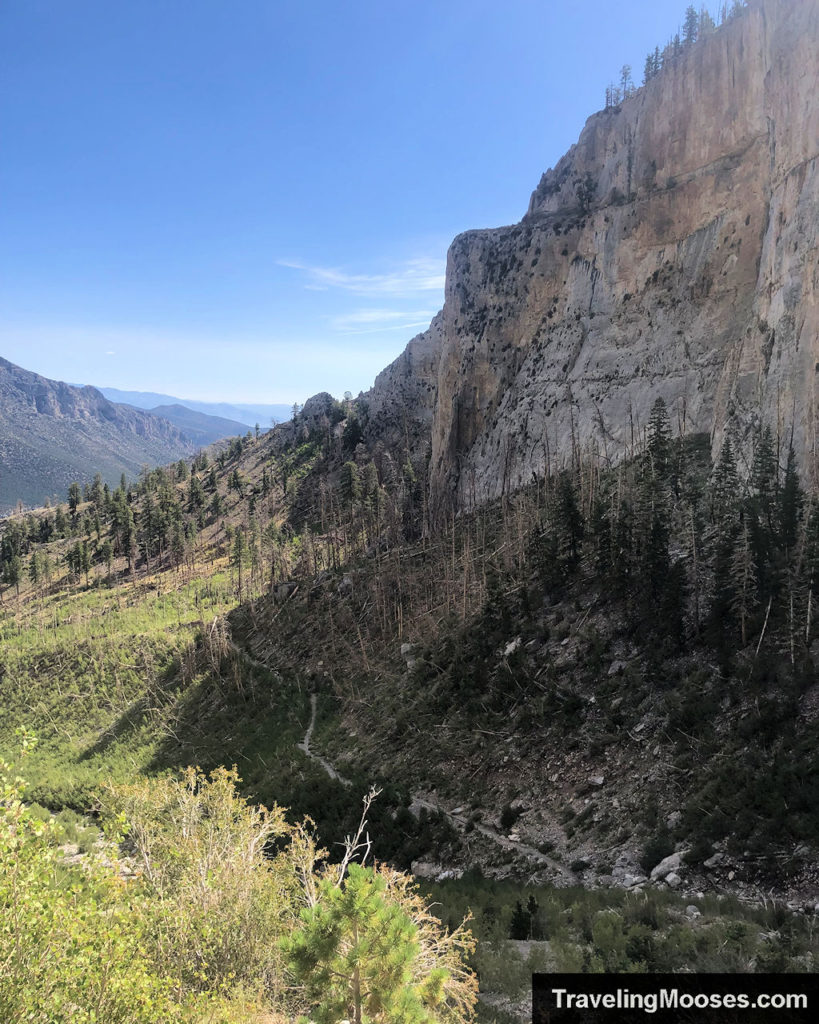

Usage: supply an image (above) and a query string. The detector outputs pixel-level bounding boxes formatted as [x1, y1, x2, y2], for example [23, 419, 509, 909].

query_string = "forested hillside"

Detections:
[3, 375, 819, 1019]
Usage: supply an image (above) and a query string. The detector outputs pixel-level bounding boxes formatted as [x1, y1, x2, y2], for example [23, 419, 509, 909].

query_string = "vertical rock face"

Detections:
[363, 0, 818, 520]
[363, 312, 444, 459]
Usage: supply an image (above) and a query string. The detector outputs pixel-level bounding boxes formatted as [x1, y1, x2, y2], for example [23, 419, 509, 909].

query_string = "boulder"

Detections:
[650, 851, 684, 880]
[411, 861, 444, 879]
[623, 873, 648, 888]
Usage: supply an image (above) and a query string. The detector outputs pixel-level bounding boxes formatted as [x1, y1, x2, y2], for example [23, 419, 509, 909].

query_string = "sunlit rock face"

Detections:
[364, 0, 818, 521]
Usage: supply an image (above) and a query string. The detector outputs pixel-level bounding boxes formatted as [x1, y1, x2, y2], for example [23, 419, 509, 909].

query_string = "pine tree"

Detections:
[99, 538, 113, 581]
[54, 505, 68, 537]
[123, 506, 136, 573]
[647, 397, 671, 479]
[751, 425, 778, 530]
[556, 471, 584, 567]
[710, 435, 740, 530]
[779, 442, 803, 552]
[730, 523, 758, 646]
[68, 481, 81, 515]
[188, 474, 205, 511]
[748, 426, 779, 600]
[526, 894, 542, 940]
[89, 473, 104, 508]
[341, 461, 362, 508]
[683, 5, 699, 45]
[282, 863, 471, 1024]
[611, 498, 635, 597]
[699, 8, 716, 35]
[4, 553, 22, 595]
[66, 542, 82, 583]
[509, 900, 530, 940]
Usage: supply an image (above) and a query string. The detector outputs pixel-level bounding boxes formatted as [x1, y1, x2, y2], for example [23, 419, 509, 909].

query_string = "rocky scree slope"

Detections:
[361, 0, 819, 522]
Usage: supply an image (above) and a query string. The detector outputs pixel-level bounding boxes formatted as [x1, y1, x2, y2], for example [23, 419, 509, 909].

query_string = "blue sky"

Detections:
[1, 0, 691, 405]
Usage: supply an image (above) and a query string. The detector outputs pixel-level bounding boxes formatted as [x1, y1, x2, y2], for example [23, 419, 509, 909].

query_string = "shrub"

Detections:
[640, 831, 674, 873]
[0, 754, 177, 1024]
[105, 765, 297, 996]
[2, 754, 479, 1023]
[500, 803, 521, 831]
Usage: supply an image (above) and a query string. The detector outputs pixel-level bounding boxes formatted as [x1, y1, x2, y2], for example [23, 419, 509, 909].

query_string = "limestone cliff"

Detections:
[366, 0, 819, 519]
[363, 312, 443, 459]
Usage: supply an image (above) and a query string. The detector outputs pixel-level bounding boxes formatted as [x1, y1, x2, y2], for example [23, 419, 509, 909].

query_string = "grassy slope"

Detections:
[0, 428, 457, 866]
[0, 565, 301, 808]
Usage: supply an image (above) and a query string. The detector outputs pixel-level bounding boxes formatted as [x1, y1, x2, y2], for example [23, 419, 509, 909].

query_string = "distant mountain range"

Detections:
[97, 388, 292, 429]
[0, 358, 190, 511]
[140, 404, 249, 446]
[0, 359, 256, 512]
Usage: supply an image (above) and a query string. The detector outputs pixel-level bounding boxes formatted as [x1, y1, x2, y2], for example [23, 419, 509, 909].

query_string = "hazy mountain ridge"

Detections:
[147, 404, 250, 446]
[0, 357, 194, 511]
[97, 387, 292, 428]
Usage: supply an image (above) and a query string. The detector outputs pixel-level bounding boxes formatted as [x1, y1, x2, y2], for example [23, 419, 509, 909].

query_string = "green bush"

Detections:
[499, 803, 520, 831]
[640, 831, 674, 873]
[0, 755, 178, 1024]
[0, 755, 478, 1024]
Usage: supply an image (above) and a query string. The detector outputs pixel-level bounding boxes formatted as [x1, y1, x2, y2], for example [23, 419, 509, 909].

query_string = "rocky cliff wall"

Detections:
[363, 0, 818, 519]
[362, 312, 444, 460]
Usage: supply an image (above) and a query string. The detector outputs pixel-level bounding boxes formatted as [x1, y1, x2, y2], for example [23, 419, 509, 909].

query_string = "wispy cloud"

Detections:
[278, 257, 445, 297]
[328, 308, 437, 335]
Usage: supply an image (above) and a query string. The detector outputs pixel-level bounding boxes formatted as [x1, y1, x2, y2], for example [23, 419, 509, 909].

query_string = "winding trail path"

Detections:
[410, 796, 573, 881]
[297, 694, 352, 787]
[231, 633, 571, 879]
[294, 689, 571, 879]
